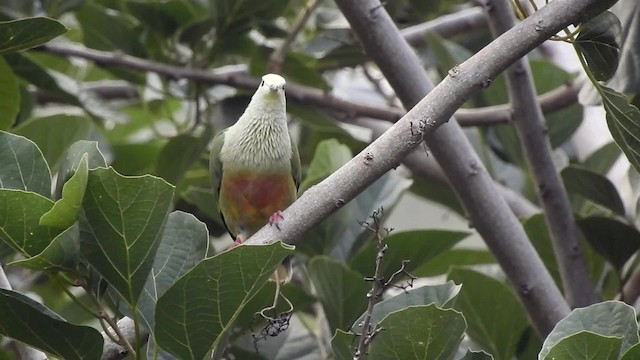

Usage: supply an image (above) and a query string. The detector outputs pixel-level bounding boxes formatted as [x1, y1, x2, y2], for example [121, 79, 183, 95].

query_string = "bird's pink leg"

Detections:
[269, 210, 285, 230]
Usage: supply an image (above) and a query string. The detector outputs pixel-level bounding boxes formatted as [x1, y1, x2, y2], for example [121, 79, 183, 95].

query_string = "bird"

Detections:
[209, 73, 301, 284]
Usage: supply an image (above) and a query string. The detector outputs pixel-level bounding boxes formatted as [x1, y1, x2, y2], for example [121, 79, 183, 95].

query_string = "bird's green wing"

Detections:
[290, 135, 301, 191]
[209, 130, 226, 198]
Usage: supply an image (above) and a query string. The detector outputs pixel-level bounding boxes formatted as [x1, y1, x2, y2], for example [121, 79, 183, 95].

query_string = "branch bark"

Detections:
[483, 0, 598, 307]
[244, 0, 603, 336]
[101, 317, 148, 360]
[401, 7, 487, 46]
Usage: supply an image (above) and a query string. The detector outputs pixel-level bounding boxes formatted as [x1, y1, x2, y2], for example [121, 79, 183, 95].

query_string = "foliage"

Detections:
[0, 0, 638, 360]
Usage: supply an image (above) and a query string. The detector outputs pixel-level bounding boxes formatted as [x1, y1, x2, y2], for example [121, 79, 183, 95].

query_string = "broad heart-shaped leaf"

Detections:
[299, 138, 352, 194]
[40, 155, 88, 229]
[0, 17, 67, 54]
[155, 242, 293, 360]
[602, 86, 640, 174]
[0, 57, 19, 130]
[55, 140, 107, 198]
[0, 189, 58, 256]
[542, 331, 622, 360]
[460, 350, 494, 360]
[0, 288, 102, 360]
[349, 230, 470, 281]
[561, 165, 626, 215]
[79, 167, 174, 306]
[9, 222, 80, 272]
[308, 256, 370, 331]
[0, 131, 51, 197]
[137, 211, 209, 331]
[448, 268, 529, 360]
[368, 305, 466, 360]
[621, 343, 640, 360]
[351, 281, 461, 335]
[413, 249, 496, 277]
[539, 301, 640, 360]
[577, 216, 640, 271]
[13, 114, 93, 170]
[576, 11, 621, 81]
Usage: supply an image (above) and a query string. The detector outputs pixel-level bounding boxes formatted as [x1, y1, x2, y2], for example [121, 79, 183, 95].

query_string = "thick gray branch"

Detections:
[246, 0, 602, 336]
[483, 0, 598, 307]
[402, 7, 487, 46]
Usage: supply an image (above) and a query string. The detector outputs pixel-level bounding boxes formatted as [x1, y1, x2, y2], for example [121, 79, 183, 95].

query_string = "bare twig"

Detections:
[401, 7, 487, 46]
[0, 265, 47, 360]
[36, 44, 578, 127]
[268, 0, 322, 73]
[244, 0, 602, 336]
[483, 0, 597, 307]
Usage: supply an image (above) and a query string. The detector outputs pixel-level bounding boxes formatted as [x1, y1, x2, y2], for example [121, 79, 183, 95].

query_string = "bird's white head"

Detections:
[252, 73, 286, 106]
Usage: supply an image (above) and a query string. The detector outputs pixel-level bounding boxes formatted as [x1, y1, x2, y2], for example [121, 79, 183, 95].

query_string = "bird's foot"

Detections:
[269, 210, 285, 230]
[234, 236, 243, 245]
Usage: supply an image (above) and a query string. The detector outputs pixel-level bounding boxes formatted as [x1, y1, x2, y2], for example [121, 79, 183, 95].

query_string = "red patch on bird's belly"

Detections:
[219, 171, 296, 235]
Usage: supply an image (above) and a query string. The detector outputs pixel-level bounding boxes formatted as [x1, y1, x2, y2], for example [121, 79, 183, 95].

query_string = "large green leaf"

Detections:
[602, 86, 640, 174]
[0, 57, 19, 130]
[0, 131, 51, 197]
[0, 17, 67, 54]
[0, 189, 57, 256]
[155, 127, 212, 186]
[582, 142, 621, 174]
[79, 167, 174, 306]
[522, 214, 562, 288]
[539, 301, 639, 359]
[577, 216, 640, 270]
[621, 343, 640, 360]
[40, 155, 89, 229]
[576, 11, 621, 81]
[543, 331, 622, 360]
[351, 281, 461, 335]
[55, 140, 107, 197]
[350, 230, 470, 280]
[413, 249, 496, 277]
[0, 288, 102, 360]
[368, 305, 466, 360]
[13, 114, 93, 170]
[308, 256, 369, 331]
[155, 242, 293, 360]
[561, 165, 625, 215]
[448, 268, 529, 360]
[137, 211, 209, 331]
[299, 138, 352, 194]
[9, 222, 80, 272]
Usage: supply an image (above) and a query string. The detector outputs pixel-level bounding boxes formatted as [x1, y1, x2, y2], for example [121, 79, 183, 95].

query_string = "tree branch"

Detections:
[36, 44, 578, 127]
[483, 0, 597, 307]
[101, 317, 148, 360]
[0, 265, 47, 360]
[244, 0, 602, 336]
[401, 7, 487, 46]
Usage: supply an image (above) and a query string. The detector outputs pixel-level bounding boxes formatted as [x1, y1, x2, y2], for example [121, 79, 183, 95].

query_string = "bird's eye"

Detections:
[282, 85, 285, 91]
[260, 80, 265, 87]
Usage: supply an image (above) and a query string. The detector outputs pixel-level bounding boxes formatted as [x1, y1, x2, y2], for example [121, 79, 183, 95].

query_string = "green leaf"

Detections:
[308, 256, 369, 331]
[299, 138, 352, 193]
[55, 140, 107, 198]
[10, 222, 80, 272]
[45, 0, 87, 18]
[155, 128, 212, 185]
[621, 343, 640, 360]
[522, 214, 562, 288]
[155, 242, 293, 360]
[0, 288, 102, 360]
[409, 175, 465, 216]
[0, 189, 57, 256]
[40, 155, 88, 229]
[460, 350, 494, 360]
[0, 57, 19, 130]
[79, 167, 174, 306]
[561, 165, 625, 215]
[576, 11, 621, 81]
[137, 211, 209, 331]
[602, 86, 640, 174]
[543, 331, 622, 360]
[126, 0, 197, 36]
[0, 131, 51, 197]
[583, 142, 622, 174]
[331, 329, 356, 360]
[0, 17, 67, 54]
[448, 268, 529, 360]
[368, 305, 466, 360]
[13, 114, 93, 170]
[351, 281, 461, 335]
[577, 216, 640, 270]
[539, 301, 640, 359]
[413, 249, 496, 277]
[350, 230, 469, 280]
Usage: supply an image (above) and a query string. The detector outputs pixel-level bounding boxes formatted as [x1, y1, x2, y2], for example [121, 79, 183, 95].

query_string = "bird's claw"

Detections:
[269, 210, 285, 230]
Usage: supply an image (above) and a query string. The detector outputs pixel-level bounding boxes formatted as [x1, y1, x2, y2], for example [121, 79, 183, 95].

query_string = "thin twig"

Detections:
[268, 0, 323, 73]
[482, 0, 598, 307]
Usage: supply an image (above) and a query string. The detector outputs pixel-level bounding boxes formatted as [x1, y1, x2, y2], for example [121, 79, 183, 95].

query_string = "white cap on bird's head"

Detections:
[261, 73, 286, 92]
